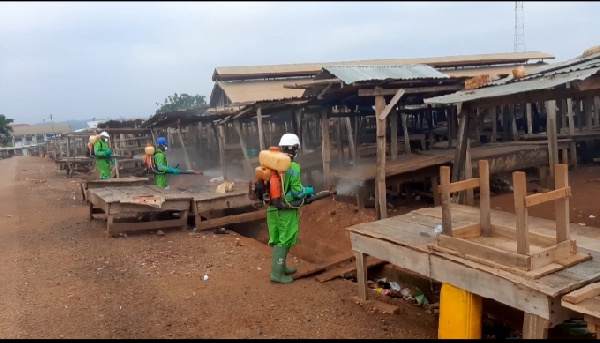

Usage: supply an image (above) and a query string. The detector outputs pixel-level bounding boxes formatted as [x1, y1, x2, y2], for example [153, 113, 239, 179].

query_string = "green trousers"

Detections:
[96, 160, 111, 179]
[266, 206, 299, 247]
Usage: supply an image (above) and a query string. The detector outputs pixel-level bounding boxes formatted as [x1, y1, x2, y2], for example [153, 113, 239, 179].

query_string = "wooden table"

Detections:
[87, 185, 194, 238]
[331, 154, 453, 207]
[561, 283, 600, 337]
[81, 177, 151, 201]
[187, 187, 265, 231]
[347, 203, 600, 339]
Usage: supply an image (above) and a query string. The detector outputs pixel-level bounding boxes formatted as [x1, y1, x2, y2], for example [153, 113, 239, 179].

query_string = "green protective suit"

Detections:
[93, 139, 112, 179]
[267, 161, 307, 248]
[153, 149, 169, 188]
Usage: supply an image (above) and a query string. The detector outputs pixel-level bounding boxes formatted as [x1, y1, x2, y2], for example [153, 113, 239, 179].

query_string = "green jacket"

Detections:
[93, 140, 112, 179]
[282, 161, 307, 202]
[154, 149, 168, 188]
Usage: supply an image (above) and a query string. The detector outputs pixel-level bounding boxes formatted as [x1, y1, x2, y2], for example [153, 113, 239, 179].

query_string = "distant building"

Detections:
[8, 123, 72, 155]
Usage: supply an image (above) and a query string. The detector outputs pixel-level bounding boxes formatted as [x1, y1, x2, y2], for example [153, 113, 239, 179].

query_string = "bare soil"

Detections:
[0, 156, 436, 339]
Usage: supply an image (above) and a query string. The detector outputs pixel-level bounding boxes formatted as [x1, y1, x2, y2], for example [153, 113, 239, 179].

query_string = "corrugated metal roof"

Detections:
[11, 123, 72, 136]
[424, 53, 600, 105]
[322, 65, 449, 84]
[212, 51, 555, 81]
[212, 78, 313, 105]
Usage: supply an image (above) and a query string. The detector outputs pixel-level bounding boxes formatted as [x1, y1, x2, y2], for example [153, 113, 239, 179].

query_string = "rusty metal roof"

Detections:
[212, 51, 555, 81]
[424, 53, 600, 105]
[211, 78, 314, 105]
[321, 65, 449, 84]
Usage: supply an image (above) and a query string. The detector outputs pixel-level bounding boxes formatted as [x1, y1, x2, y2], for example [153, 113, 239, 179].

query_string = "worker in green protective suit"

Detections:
[94, 131, 113, 179]
[267, 133, 315, 284]
[153, 137, 180, 189]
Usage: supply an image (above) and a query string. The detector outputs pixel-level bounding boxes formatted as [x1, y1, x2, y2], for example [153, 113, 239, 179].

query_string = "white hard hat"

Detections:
[99, 131, 110, 139]
[278, 133, 300, 147]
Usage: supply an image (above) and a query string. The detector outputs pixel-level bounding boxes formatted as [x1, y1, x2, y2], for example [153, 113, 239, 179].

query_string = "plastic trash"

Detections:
[389, 282, 401, 291]
[434, 224, 443, 234]
[400, 288, 412, 299]
[203, 275, 209, 281]
[590, 215, 596, 219]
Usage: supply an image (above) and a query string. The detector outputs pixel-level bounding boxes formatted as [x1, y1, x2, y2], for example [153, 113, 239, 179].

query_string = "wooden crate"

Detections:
[428, 161, 591, 279]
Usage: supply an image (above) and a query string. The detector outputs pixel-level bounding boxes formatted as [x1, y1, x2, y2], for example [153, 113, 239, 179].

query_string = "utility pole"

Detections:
[49, 114, 55, 135]
[514, 1, 525, 52]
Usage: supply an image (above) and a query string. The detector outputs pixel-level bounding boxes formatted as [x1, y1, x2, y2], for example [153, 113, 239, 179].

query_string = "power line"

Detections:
[514, 1, 525, 52]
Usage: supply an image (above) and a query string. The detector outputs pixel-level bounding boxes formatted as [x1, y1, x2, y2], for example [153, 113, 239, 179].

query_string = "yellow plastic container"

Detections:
[254, 166, 271, 182]
[438, 283, 482, 339]
[258, 147, 291, 172]
[144, 144, 155, 156]
[89, 134, 99, 145]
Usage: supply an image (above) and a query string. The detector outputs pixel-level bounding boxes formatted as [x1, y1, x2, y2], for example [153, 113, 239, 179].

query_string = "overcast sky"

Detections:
[1, 1, 598, 124]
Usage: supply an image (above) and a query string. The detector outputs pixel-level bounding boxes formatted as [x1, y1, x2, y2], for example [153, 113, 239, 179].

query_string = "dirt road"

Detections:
[0, 156, 436, 339]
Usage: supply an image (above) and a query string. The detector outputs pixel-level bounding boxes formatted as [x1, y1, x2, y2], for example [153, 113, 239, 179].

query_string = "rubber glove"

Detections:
[105, 149, 113, 156]
[167, 167, 180, 174]
[305, 185, 315, 197]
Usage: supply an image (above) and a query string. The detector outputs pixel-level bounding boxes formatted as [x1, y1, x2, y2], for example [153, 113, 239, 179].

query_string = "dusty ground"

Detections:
[0, 156, 437, 339]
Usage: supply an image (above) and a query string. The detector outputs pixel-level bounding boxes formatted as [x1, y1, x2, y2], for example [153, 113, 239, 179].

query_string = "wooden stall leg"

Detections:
[89, 203, 94, 221]
[354, 250, 368, 300]
[431, 176, 441, 207]
[180, 210, 189, 230]
[522, 313, 550, 339]
[106, 214, 114, 238]
[561, 148, 569, 166]
[356, 184, 367, 209]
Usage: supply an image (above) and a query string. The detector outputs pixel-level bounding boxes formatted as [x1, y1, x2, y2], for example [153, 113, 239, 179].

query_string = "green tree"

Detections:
[155, 93, 207, 115]
[0, 114, 14, 145]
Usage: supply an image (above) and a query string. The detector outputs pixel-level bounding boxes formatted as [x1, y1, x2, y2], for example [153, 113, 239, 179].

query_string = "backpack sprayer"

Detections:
[248, 146, 336, 209]
[141, 144, 204, 175]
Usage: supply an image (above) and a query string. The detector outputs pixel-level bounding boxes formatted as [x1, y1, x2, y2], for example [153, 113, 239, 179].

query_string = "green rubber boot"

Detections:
[270, 245, 293, 284]
[283, 246, 297, 275]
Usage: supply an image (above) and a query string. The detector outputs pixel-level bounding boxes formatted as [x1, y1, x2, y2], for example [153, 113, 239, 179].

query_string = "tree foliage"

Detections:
[155, 93, 207, 115]
[0, 114, 14, 144]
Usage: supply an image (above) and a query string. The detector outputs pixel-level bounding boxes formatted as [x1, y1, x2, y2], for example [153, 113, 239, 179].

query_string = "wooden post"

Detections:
[344, 117, 356, 165]
[513, 171, 529, 254]
[546, 100, 559, 186]
[523, 313, 550, 339]
[390, 108, 398, 159]
[336, 118, 343, 165]
[567, 84, 578, 170]
[66, 136, 72, 177]
[464, 139, 474, 206]
[555, 164, 570, 243]
[256, 106, 265, 151]
[321, 109, 331, 189]
[294, 108, 305, 154]
[177, 123, 192, 171]
[217, 125, 227, 180]
[474, 108, 481, 146]
[585, 98, 594, 131]
[401, 111, 411, 154]
[431, 176, 441, 207]
[511, 105, 519, 141]
[353, 116, 360, 163]
[491, 106, 498, 143]
[375, 87, 388, 220]
[447, 108, 455, 148]
[479, 160, 491, 237]
[594, 96, 600, 127]
[440, 166, 452, 236]
[451, 107, 469, 183]
[234, 121, 253, 174]
[354, 250, 368, 300]
[526, 104, 533, 135]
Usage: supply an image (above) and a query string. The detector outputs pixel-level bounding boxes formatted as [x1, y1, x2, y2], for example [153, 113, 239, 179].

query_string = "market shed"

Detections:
[424, 47, 600, 188]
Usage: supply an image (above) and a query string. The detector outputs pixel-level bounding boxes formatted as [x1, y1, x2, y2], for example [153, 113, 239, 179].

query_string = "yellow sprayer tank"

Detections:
[144, 144, 155, 156]
[258, 147, 291, 172]
[89, 134, 99, 145]
[254, 166, 271, 182]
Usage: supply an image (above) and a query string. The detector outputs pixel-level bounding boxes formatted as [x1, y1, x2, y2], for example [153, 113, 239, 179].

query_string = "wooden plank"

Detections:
[435, 234, 531, 270]
[526, 103, 533, 135]
[479, 160, 491, 236]
[555, 164, 570, 243]
[530, 239, 576, 270]
[594, 96, 600, 127]
[492, 224, 556, 247]
[513, 171, 530, 254]
[108, 214, 187, 236]
[431, 176, 441, 207]
[546, 100, 559, 178]
[525, 186, 571, 208]
[358, 85, 462, 97]
[194, 210, 266, 231]
[344, 117, 356, 164]
[377, 89, 405, 120]
[317, 254, 385, 283]
[440, 166, 452, 235]
[562, 283, 600, 304]
[438, 177, 480, 194]
[350, 296, 400, 314]
[464, 139, 474, 206]
[292, 250, 355, 280]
